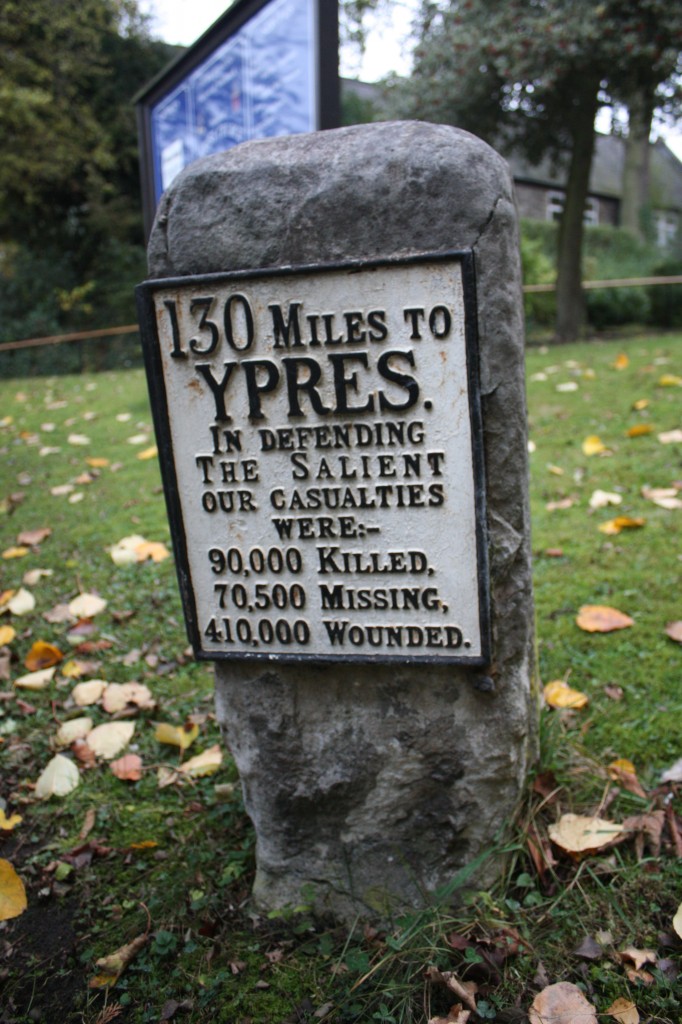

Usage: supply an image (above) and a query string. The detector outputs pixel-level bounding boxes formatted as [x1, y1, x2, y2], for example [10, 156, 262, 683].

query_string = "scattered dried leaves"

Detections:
[576, 606, 634, 632]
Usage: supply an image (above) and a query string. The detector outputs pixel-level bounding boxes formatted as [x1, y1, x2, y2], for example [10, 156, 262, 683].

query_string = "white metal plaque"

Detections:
[137, 253, 490, 664]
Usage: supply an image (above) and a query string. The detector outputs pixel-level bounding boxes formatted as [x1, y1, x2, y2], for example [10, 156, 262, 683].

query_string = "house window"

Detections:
[656, 212, 678, 248]
[546, 191, 600, 225]
[584, 198, 600, 226]
[546, 192, 564, 222]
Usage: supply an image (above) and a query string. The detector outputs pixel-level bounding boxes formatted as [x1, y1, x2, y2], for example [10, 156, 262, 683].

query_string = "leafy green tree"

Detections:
[395, 0, 682, 341]
[0, 0, 173, 345]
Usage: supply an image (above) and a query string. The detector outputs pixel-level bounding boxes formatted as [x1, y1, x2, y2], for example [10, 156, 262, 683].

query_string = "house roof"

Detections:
[500, 134, 682, 210]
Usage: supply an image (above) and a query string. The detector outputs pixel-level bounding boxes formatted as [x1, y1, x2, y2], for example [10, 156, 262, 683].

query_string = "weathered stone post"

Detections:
[138, 121, 536, 922]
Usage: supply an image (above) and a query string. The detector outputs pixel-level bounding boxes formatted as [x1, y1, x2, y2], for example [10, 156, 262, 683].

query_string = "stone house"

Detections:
[340, 79, 682, 248]
[509, 134, 682, 247]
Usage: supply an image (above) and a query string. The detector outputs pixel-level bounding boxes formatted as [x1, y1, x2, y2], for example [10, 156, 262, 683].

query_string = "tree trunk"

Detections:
[621, 90, 654, 240]
[555, 84, 600, 343]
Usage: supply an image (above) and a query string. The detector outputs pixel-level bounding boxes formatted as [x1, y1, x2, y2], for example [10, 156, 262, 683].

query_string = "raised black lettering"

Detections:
[269, 303, 303, 348]
[377, 350, 420, 412]
[281, 357, 330, 417]
[196, 362, 237, 422]
[403, 307, 425, 339]
[241, 359, 280, 419]
[189, 297, 220, 354]
[367, 309, 388, 342]
[328, 352, 374, 414]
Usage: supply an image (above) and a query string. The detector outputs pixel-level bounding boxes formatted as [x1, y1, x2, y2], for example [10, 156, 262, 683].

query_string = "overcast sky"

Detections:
[139, 0, 682, 161]
[138, 0, 416, 81]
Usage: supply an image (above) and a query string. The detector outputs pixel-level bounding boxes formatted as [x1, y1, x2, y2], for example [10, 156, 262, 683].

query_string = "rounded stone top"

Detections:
[147, 120, 512, 278]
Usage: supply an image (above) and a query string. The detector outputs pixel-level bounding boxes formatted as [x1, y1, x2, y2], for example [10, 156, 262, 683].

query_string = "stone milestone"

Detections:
[140, 121, 536, 921]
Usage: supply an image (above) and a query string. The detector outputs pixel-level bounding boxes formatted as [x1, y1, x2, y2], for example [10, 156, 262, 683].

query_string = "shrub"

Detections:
[586, 285, 650, 329]
[648, 256, 682, 328]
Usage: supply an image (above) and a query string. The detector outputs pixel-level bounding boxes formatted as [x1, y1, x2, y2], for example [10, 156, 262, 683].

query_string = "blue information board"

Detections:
[137, 0, 339, 232]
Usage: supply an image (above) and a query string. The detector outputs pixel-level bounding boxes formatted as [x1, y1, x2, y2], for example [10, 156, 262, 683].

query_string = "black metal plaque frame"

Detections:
[136, 250, 491, 667]
[135, 0, 340, 239]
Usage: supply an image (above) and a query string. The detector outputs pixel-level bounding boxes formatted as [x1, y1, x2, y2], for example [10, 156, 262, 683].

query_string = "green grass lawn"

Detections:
[0, 333, 680, 1023]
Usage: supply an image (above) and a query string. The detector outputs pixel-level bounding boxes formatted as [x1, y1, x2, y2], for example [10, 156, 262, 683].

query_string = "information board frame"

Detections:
[136, 250, 491, 667]
[135, 0, 340, 237]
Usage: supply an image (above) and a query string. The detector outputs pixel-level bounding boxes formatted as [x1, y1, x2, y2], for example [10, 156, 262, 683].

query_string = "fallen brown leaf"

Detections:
[17, 527, 52, 547]
[424, 967, 477, 1012]
[529, 982, 598, 1024]
[665, 621, 682, 644]
[79, 807, 97, 840]
[619, 946, 657, 970]
[428, 1007, 470, 1024]
[89, 933, 148, 988]
[624, 966, 655, 985]
[607, 759, 647, 798]
[110, 754, 143, 782]
[622, 811, 665, 859]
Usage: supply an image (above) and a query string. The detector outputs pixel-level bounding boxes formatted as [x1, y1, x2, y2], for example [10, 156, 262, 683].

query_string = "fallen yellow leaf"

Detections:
[71, 679, 108, 705]
[135, 540, 170, 563]
[673, 902, 682, 940]
[2, 546, 30, 560]
[626, 423, 653, 437]
[86, 721, 135, 760]
[35, 753, 80, 798]
[55, 717, 94, 747]
[89, 933, 148, 988]
[155, 721, 199, 751]
[589, 489, 622, 509]
[543, 680, 589, 710]
[136, 446, 158, 461]
[14, 666, 57, 690]
[658, 373, 682, 386]
[178, 744, 223, 777]
[24, 640, 64, 671]
[0, 860, 27, 921]
[598, 516, 645, 535]
[0, 809, 22, 831]
[613, 353, 629, 370]
[548, 813, 624, 856]
[68, 593, 107, 618]
[102, 682, 154, 713]
[605, 997, 639, 1024]
[576, 606, 634, 632]
[582, 435, 607, 456]
[86, 457, 109, 468]
[8, 588, 36, 616]
[0, 625, 16, 646]
[632, 398, 649, 410]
